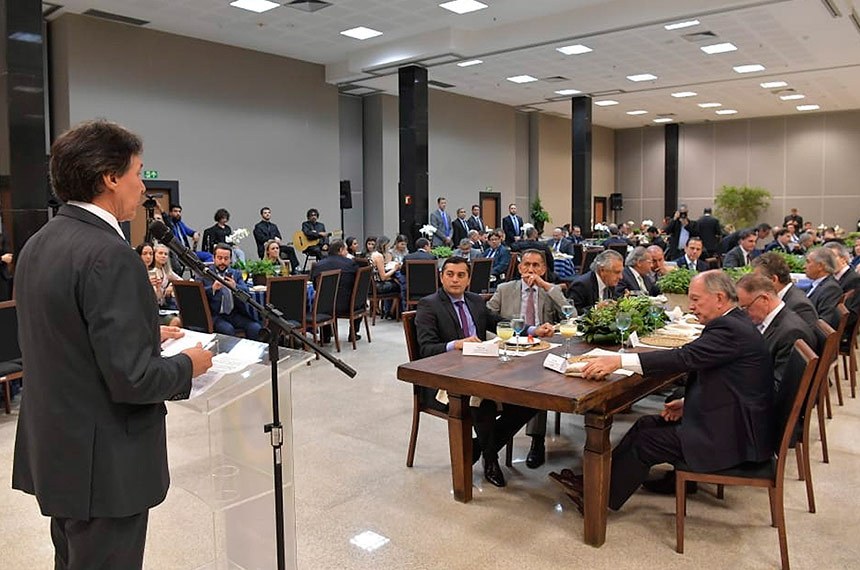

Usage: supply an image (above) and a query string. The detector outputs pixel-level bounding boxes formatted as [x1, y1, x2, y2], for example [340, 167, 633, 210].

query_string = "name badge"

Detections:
[543, 353, 569, 373]
[463, 341, 498, 357]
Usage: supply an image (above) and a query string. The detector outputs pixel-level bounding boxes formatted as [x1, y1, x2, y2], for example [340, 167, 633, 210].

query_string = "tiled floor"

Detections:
[1, 321, 859, 569]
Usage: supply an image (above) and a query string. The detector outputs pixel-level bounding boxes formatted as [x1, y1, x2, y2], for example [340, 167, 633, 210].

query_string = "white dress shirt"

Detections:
[757, 301, 785, 334]
[66, 200, 126, 240]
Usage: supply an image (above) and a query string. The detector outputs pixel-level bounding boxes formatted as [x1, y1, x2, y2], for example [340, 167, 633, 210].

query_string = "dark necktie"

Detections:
[603, 287, 611, 300]
[512, 216, 519, 235]
[454, 301, 470, 338]
[487, 248, 495, 258]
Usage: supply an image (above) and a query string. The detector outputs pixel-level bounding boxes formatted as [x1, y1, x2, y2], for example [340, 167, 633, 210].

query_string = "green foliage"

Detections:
[774, 251, 806, 273]
[245, 259, 278, 276]
[714, 185, 771, 229]
[723, 265, 754, 281]
[845, 232, 860, 249]
[231, 260, 248, 271]
[657, 268, 695, 294]
[530, 197, 551, 224]
[579, 295, 668, 345]
[430, 246, 451, 259]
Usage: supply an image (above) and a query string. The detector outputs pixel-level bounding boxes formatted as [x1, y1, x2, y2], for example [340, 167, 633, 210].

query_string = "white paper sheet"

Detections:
[160, 329, 217, 357]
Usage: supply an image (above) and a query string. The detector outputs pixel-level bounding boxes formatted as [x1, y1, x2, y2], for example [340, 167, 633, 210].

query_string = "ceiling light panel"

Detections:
[557, 44, 593, 55]
[229, 0, 279, 13]
[506, 75, 539, 84]
[594, 100, 619, 106]
[779, 94, 805, 100]
[340, 27, 383, 40]
[700, 42, 738, 54]
[733, 64, 766, 73]
[761, 81, 788, 88]
[554, 89, 582, 95]
[626, 110, 648, 115]
[627, 73, 658, 82]
[715, 109, 738, 115]
[457, 59, 483, 67]
[797, 104, 820, 111]
[653, 117, 673, 123]
[439, 0, 488, 15]
[698, 102, 722, 108]
[671, 91, 697, 98]
[664, 19, 701, 30]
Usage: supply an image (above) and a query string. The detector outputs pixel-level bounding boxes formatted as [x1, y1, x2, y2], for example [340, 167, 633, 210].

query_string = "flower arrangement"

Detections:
[419, 224, 437, 238]
[226, 227, 250, 244]
[657, 268, 695, 294]
[723, 265, 754, 281]
[579, 295, 668, 345]
[592, 223, 609, 239]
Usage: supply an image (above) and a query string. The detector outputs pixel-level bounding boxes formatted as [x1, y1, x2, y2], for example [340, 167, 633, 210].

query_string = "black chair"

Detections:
[571, 244, 584, 272]
[344, 265, 372, 350]
[581, 248, 602, 273]
[0, 300, 23, 414]
[469, 257, 493, 295]
[266, 275, 308, 346]
[608, 244, 628, 257]
[675, 340, 819, 570]
[503, 251, 520, 282]
[370, 278, 401, 325]
[173, 280, 214, 333]
[404, 260, 439, 310]
[307, 269, 341, 352]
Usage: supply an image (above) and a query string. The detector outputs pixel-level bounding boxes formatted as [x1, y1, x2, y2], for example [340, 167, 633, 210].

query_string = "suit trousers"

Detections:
[472, 400, 537, 460]
[526, 411, 547, 438]
[51, 511, 149, 570]
[214, 310, 262, 340]
[609, 415, 685, 510]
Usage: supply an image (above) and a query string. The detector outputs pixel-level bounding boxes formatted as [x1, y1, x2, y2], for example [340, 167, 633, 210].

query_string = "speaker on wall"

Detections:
[339, 180, 352, 210]
[610, 193, 623, 211]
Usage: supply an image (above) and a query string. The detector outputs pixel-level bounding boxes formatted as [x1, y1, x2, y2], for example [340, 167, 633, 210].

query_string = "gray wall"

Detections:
[50, 14, 340, 258]
[339, 94, 364, 241]
[616, 111, 860, 231]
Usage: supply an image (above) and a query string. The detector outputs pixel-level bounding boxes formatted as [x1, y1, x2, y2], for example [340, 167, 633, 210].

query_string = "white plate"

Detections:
[506, 336, 541, 346]
[250, 285, 267, 292]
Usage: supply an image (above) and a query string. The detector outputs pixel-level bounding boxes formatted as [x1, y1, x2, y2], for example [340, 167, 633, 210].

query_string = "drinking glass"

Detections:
[496, 321, 513, 362]
[511, 315, 526, 354]
[561, 304, 575, 320]
[559, 319, 578, 359]
[616, 311, 632, 353]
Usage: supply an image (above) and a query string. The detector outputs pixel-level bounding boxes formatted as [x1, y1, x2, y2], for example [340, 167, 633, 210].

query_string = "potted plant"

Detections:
[714, 185, 771, 229]
[245, 259, 277, 286]
[656, 268, 695, 311]
[579, 295, 668, 345]
[530, 197, 551, 236]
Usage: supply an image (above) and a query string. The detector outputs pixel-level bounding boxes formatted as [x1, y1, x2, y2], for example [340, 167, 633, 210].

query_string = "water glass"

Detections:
[616, 311, 632, 353]
[511, 316, 525, 353]
[561, 304, 575, 320]
[496, 321, 513, 362]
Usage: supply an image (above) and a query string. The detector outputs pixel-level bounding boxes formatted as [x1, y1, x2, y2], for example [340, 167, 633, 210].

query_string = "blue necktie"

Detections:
[442, 211, 449, 234]
[512, 216, 519, 236]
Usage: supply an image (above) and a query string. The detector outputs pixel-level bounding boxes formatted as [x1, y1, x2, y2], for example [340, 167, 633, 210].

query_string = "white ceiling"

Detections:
[47, 0, 860, 128]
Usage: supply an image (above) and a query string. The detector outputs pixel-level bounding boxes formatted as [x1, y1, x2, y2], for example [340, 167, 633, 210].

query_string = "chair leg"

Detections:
[771, 484, 790, 570]
[676, 473, 687, 554]
[364, 314, 372, 343]
[371, 298, 378, 326]
[505, 438, 513, 467]
[332, 320, 341, 353]
[850, 348, 857, 398]
[406, 400, 421, 468]
[824, 374, 833, 419]
[349, 317, 357, 350]
[802, 440, 816, 514]
[554, 411, 561, 435]
[795, 444, 804, 481]
[834, 363, 845, 406]
[2, 381, 11, 414]
[768, 486, 778, 528]
[816, 391, 829, 464]
[716, 484, 725, 500]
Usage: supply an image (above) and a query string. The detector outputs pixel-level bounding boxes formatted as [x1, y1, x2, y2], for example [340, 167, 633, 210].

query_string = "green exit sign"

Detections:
[143, 170, 159, 179]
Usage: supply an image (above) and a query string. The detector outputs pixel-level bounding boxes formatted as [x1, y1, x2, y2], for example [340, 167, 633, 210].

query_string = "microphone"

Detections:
[149, 220, 174, 244]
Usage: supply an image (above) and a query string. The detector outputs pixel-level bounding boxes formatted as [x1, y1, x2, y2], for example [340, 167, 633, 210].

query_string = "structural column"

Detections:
[571, 96, 592, 236]
[664, 123, 679, 217]
[398, 65, 428, 247]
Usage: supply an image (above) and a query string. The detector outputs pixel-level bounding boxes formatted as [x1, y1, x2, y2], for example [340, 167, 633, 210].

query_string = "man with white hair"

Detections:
[617, 246, 660, 297]
[566, 249, 624, 313]
[804, 247, 843, 329]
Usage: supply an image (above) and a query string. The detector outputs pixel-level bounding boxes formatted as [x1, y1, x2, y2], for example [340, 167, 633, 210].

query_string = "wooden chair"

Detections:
[402, 311, 512, 468]
[834, 290, 858, 401]
[571, 243, 584, 272]
[173, 280, 214, 333]
[826, 293, 853, 409]
[503, 251, 519, 282]
[344, 265, 372, 350]
[0, 301, 23, 414]
[266, 275, 308, 347]
[469, 257, 493, 295]
[404, 260, 439, 310]
[581, 248, 602, 273]
[370, 278, 401, 325]
[307, 269, 341, 352]
[675, 339, 819, 570]
[607, 244, 628, 257]
[705, 257, 720, 270]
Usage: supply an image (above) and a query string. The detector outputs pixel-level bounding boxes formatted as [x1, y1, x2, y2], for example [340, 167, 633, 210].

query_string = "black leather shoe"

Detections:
[642, 471, 698, 495]
[472, 437, 482, 465]
[525, 437, 546, 469]
[349, 332, 362, 341]
[483, 457, 506, 487]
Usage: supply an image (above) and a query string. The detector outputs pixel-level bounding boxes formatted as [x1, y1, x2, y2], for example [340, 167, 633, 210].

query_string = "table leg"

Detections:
[447, 394, 472, 503]
[583, 412, 613, 547]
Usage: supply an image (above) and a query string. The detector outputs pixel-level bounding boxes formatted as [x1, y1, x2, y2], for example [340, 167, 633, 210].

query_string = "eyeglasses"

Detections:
[738, 294, 765, 312]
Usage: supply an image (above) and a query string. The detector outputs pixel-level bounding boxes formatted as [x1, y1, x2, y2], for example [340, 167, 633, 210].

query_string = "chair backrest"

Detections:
[173, 280, 213, 333]
[313, 269, 340, 317]
[266, 275, 308, 327]
[405, 260, 439, 303]
[839, 290, 859, 345]
[504, 251, 520, 281]
[469, 257, 493, 294]
[705, 257, 720, 270]
[351, 265, 372, 314]
[401, 310, 419, 362]
[571, 243, 584, 268]
[773, 340, 818, 472]
[581, 248, 602, 272]
[0, 300, 21, 362]
[608, 244, 628, 256]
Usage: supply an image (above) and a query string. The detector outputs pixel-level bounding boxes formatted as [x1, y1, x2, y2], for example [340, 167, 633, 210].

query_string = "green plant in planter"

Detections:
[231, 259, 248, 272]
[530, 197, 551, 235]
[245, 259, 277, 277]
[657, 268, 695, 294]
[774, 251, 806, 273]
[714, 185, 771, 229]
[430, 246, 452, 259]
[723, 265, 754, 281]
[579, 295, 668, 344]
[844, 232, 860, 249]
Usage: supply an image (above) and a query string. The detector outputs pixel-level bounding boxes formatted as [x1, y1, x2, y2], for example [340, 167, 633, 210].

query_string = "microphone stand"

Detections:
[155, 225, 356, 570]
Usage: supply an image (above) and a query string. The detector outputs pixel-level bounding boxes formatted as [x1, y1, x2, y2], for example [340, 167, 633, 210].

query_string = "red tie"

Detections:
[455, 301, 471, 338]
[525, 287, 536, 326]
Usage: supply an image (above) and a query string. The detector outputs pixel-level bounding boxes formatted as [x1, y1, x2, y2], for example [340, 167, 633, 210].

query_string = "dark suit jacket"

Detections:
[253, 220, 281, 259]
[311, 254, 358, 316]
[403, 250, 436, 262]
[546, 237, 574, 256]
[695, 215, 722, 255]
[638, 308, 775, 472]
[836, 268, 860, 345]
[764, 241, 792, 254]
[452, 217, 471, 246]
[467, 216, 484, 232]
[663, 217, 697, 260]
[0, 232, 11, 301]
[722, 246, 760, 268]
[416, 290, 492, 358]
[781, 283, 819, 329]
[807, 275, 844, 329]
[673, 255, 709, 272]
[566, 271, 615, 314]
[202, 268, 253, 319]
[12, 205, 193, 520]
[202, 223, 231, 253]
[484, 245, 511, 276]
[763, 306, 817, 390]
[502, 214, 524, 245]
[616, 267, 659, 297]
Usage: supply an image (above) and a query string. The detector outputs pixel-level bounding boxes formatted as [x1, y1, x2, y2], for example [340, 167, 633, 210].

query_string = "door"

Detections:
[479, 192, 500, 231]
[129, 180, 179, 245]
[593, 196, 607, 227]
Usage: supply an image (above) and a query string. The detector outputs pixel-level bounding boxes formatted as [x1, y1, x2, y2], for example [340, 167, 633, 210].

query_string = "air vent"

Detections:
[285, 0, 332, 12]
[83, 9, 149, 26]
[541, 76, 569, 83]
[681, 31, 718, 42]
[820, 0, 842, 18]
[428, 80, 455, 89]
[656, 113, 676, 117]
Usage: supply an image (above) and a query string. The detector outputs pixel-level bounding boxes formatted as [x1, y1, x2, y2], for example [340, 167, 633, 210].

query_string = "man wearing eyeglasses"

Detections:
[736, 273, 817, 391]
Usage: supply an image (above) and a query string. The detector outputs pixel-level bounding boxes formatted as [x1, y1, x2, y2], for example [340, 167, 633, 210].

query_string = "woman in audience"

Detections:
[135, 242, 155, 270]
[361, 236, 377, 258]
[153, 244, 181, 309]
[345, 236, 360, 259]
[136, 242, 181, 326]
[851, 242, 860, 270]
[369, 235, 401, 318]
[391, 234, 410, 264]
[264, 239, 290, 275]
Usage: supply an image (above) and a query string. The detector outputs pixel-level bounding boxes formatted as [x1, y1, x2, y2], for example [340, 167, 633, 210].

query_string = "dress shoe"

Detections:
[642, 471, 697, 495]
[471, 437, 482, 465]
[483, 456, 506, 487]
[525, 437, 546, 469]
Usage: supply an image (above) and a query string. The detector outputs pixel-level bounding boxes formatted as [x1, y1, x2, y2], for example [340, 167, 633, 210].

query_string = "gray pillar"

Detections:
[664, 123, 679, 217]
[398, 65, 428, 247]
[571, 96, 592, 237]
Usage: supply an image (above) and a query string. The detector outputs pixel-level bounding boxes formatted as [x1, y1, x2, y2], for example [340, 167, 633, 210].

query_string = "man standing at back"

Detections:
[452, 207, 471, 246]
[12, 120, 212, 569]
[695, 207, 722, 257]
[429, 197, 453, 247]
[502, 203, 524, 246]
[467, 204, 485, 233]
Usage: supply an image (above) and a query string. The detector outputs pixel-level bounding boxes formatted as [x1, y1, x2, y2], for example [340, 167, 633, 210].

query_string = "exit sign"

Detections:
[143, 170, 159, 179]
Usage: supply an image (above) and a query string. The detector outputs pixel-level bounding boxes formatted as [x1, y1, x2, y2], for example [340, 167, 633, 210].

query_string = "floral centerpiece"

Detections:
[579, 295, 668, 345]
[226, 227, 250, 244]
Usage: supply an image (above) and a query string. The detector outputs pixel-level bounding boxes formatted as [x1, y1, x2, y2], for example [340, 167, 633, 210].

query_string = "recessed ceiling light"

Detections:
[779, 94, 805, 101]
[671, 91, 697, 98]
[594, 100, 619, 106]
[340, 26, 383, 40]
[457, 59, 483, 67]
[627, 73, 658, 82]
[797, 104, 820, 111]
[627, 110, 648, 115]
[554, 89, 582, 96]
[229, 0, 279, 13]
[349, 530, 390, 552]
[733, 64, 766, 74]
[698, 102, 722, 108]
[507, 75, 539, 84]
[715, 109, 738, 115]
[439, 0, 488, 14]
[760, 81, 788, 89]
[653, 118, 673, 123]
[557, 44, 593, 55]
[664, 19, 700, 30]
[700, 42, 738, 55]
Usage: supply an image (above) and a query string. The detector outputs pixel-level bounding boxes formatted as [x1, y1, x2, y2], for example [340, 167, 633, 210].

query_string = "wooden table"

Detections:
[396, 339, 679, 547]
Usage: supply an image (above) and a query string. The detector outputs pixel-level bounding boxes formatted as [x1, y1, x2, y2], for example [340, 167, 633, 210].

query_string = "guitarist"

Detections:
[301, 208, 330, 260]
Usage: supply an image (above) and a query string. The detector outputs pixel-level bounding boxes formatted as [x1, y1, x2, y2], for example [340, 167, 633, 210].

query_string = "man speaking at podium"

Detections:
[12, 120, 212, 569]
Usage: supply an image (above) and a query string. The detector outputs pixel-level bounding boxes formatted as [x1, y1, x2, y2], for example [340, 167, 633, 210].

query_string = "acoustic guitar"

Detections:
[292, 229, 343, 253]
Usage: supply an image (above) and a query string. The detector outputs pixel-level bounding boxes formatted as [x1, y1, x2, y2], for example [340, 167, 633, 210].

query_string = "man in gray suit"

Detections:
[12, 120, 212, 569]
[487, 249, 571, 468]
[429, 196, 453, 247]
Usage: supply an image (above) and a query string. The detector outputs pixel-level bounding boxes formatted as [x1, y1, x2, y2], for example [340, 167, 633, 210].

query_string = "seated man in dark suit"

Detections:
[722, 228, 760, 268]
[484, 231, 511, 278]
[824, 242, 860, 348]
[416, 257, 536, 488]
[616, 246, 660, 297]
[644, 226, 667, 251]
[751, 252, 818, 328]
[311, 240, 359, 340]
[737, 273, 817, 389]
[403, 237, 436, 261]
[554, 271, 775, 511]
[601, 224, 631, 248]
[301, 208, 330, 259]
[566, 249, 624, 314]
[202, 244, 262, 340]
[804, 247, 844, 329]
[546, 227, 574, 256]
[672, 237, 708, 272]
[764, 228, 793, 254]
